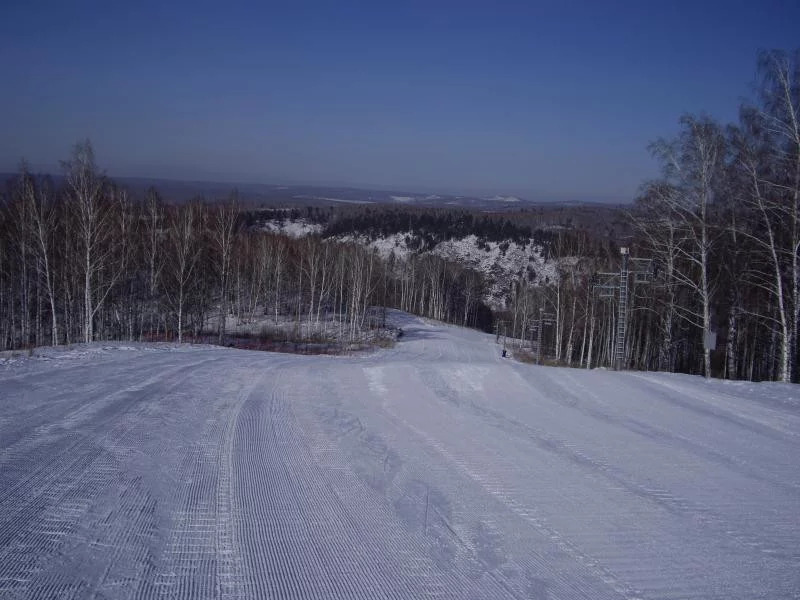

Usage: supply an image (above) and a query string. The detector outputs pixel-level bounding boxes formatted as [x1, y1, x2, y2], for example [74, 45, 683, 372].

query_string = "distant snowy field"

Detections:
[1, 313, 799, 599]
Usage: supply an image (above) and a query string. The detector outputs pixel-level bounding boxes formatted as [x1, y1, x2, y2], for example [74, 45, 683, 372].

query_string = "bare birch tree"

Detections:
[211, 193, 239, 344]
[62, 140, 119, 343]
[751, 50, 800, 381]
[649, 116, 726, 378]
[166, 204, 203, 343]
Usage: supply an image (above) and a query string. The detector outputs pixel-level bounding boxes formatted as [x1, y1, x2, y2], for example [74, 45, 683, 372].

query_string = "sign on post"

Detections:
[703, 329, 717, 351]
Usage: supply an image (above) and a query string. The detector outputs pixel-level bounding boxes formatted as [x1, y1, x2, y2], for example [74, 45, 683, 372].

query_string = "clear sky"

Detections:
[1, 1, 798, 202]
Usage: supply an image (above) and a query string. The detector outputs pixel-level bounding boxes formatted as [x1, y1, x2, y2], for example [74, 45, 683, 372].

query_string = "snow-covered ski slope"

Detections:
[1, 313, 798, 599]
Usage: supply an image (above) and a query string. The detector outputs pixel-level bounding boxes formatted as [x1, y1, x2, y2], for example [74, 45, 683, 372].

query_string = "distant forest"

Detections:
[244, 204, 602, 251]
[1, 49, 798, 382]
[0, 149, 499, 353]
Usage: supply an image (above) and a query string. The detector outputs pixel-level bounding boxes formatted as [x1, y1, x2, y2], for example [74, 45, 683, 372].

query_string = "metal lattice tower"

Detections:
[593, 248, 653, 371]
[537, 309, 544, 364]
[614, 247, 629, 371]
[535, 307, 555, 364]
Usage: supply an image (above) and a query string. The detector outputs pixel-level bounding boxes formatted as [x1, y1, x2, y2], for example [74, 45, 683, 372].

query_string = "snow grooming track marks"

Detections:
[368, 363, 634, 600]
[537, 367, 800, 502]
[2, 315, 800, 599]
[317, 362, 624, 599]
[0, 352, 204, 468]
[504, 364, 800, 597]
[627, 372, 800, 440]
[375, 353, 799, 599]
[0, 355, 218, 521]
[524, 367, 800, 495]
[148, 355, 272, 600]
[0, 348, 271, 599]
[0, 352, 222, 598]
[270, 363, 513, 599]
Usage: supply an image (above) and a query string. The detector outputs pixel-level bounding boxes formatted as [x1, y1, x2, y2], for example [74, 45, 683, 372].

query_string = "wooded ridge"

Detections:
[1, 50, 797, 382]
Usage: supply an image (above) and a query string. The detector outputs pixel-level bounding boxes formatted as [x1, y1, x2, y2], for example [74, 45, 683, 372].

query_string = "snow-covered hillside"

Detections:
[252, 216, 563, 307]
[258, 218, 323, 238]
[1, 313, 798, 599]
[339, 232, 557, 306]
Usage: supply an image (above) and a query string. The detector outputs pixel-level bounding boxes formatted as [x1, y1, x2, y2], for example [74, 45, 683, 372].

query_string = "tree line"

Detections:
[323, 207, 549, 249]
[0, 144, 494, 351]
[497, 50, 799, 382]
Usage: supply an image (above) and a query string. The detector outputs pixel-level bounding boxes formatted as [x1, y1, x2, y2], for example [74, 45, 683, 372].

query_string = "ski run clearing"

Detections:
[1, 312, 799, 600]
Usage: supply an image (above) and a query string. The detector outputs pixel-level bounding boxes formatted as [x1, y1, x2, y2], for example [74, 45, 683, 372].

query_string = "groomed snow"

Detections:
[1, 313, 798, 599]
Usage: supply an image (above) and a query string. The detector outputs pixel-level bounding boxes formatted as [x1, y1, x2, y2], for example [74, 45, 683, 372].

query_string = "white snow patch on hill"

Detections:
[364, 233, 414, 259]
[292, 195, 374, 204]
[257, 219, 564, 307]
[434, 235, 555, 304]
[337, 232, 558, 307]
[259, 219, 323, 238]
[487, 195, 522, 202]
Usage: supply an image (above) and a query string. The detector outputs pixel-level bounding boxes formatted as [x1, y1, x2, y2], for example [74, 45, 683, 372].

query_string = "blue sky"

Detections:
[1, 1, 798, 202]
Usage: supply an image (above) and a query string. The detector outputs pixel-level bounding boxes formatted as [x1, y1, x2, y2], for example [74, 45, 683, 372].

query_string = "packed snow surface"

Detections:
[1, 313, 799, 599]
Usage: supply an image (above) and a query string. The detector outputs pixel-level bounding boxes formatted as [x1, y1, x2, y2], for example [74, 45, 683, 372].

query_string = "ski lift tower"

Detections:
[537, 306, 556, 365]
[614, 247, 629, 371]
[593, 248, 654, 371]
